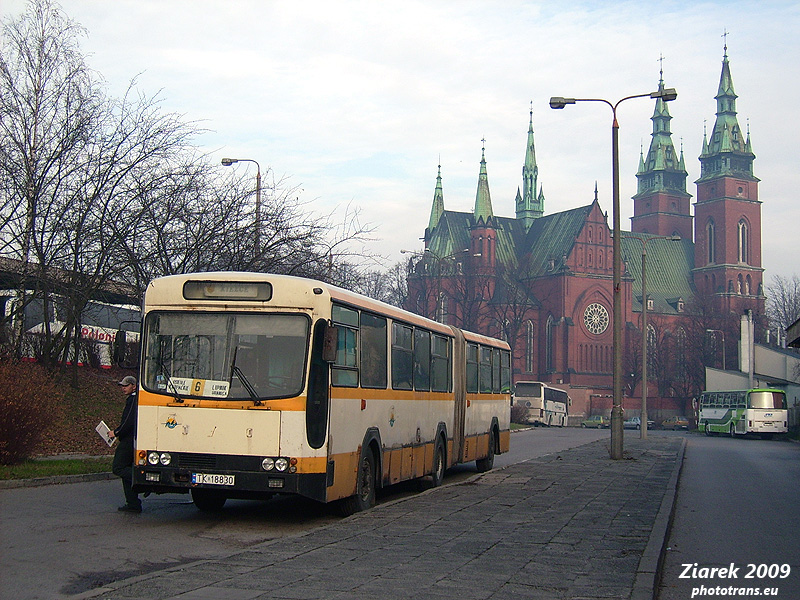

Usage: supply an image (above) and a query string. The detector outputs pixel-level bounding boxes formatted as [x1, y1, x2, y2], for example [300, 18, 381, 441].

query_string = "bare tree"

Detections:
[766, 274, 800, 333]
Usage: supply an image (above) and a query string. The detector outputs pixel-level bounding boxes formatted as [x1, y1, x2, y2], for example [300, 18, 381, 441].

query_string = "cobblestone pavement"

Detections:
[77, 436, 684, 600]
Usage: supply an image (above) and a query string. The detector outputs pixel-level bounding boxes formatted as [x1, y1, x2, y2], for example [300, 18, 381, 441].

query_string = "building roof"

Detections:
[621, 234, 696, 315]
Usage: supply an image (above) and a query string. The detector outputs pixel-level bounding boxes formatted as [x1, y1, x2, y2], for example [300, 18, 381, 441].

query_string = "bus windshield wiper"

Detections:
[154, 354, 184, 404]
[229, 346, 261, 405]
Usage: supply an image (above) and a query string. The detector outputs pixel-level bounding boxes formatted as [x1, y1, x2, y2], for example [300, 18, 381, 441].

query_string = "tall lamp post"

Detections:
[222, 157, 262, 256]
[706, 328, 726, 370]
[625, 234, 681, 439]
[550, 87, 677, 459]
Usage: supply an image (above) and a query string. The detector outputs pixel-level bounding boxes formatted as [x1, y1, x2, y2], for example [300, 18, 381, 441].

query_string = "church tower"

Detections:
[516, 107, 545, 230]
[631, 70, 692, 239]
[425, 163, 445, 248]
[471, 143, 497, 273]
[692, 44, 764, 313]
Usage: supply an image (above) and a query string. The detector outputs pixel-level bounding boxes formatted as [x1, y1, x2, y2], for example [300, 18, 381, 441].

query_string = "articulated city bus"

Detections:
[698, 388, 788, 439]
[513, 381, 570, 426]
[133, 273, 511, 513]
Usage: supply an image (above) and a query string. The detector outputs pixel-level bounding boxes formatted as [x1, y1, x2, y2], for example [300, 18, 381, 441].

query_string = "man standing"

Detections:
[108, 375, 141, 513]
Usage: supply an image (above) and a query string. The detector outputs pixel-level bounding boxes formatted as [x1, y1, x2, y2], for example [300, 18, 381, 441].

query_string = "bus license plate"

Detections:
[192, 473, 235, 486]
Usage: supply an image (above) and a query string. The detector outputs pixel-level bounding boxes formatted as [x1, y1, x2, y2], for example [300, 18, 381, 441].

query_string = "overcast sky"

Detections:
[3, 0, 798, 280]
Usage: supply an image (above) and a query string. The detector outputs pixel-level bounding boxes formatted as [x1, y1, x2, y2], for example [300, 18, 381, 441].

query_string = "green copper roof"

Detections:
[621, 234, 696, 315]
[697, 47, 756, 181]
[634, 75, 688, 197]
[517, 109, 544, 228]
[523, 204, 594, 276]
[428, 164, 445, 231]
[473, 145, 494, 221]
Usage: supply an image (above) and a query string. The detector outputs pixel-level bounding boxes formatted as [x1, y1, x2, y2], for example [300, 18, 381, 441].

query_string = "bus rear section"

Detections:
[699, 389, 788, 438]
[133, 273, 510, 513]
[513, 381, 569, 426]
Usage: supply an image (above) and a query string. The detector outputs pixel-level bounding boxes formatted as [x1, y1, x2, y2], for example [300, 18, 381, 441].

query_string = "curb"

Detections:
[631, 436, 687, 600]
[0, 471, 115, 490]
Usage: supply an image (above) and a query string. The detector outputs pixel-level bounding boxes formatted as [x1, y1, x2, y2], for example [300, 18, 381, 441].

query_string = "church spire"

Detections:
[428, 162, 444, 231]
[473, 140, 494, 222]
[698, 39, 755, 180]
[517, 104, 544, 230]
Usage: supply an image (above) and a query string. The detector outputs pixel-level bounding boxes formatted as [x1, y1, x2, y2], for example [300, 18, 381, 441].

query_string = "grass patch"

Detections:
[0, 456, 113, 480]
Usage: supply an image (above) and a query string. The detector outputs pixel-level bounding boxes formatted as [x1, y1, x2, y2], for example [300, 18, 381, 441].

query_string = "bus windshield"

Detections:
[749, 391, 787, 410]
[515, 382, 543, 397]
[143, 312, 309, 400]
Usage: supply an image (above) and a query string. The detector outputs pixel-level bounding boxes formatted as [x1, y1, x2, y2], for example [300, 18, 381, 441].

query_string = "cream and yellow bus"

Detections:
[133, 273, 511, 514]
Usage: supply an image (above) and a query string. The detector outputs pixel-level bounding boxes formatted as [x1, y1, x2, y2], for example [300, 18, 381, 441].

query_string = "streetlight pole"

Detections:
[706, 329, 726, 371]
[221, 157, 262, 257]
[550, 87, 677, 459]
[626, 235, 681, 439]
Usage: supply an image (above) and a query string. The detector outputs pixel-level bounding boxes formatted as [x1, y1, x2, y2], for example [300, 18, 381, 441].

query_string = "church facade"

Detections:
[406, 49, 765, 421]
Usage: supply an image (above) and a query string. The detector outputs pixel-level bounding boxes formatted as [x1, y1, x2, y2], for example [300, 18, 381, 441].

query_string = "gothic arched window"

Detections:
[525, 320, 535, 373]
[738, 220, 749, 264]
[546, 316, 555, 372]
[706, 220, 716, 264]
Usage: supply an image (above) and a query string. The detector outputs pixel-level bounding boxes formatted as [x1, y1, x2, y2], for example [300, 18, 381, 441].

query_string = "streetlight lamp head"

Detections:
[650, 88, 678, 102]
[549, 97, 575, 109]
[221, 158, 236, 166]
[668, 235, 682, 241]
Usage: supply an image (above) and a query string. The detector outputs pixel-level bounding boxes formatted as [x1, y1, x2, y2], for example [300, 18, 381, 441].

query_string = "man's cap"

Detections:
[117, 375, 137, 387]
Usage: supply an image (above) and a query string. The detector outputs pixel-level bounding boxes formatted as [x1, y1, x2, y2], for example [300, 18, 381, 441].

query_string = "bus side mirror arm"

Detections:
[321, 322, 338, 363]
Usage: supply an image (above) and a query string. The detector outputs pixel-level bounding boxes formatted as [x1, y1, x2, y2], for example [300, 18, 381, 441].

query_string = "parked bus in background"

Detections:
[513, 381, 570, 427]
[0, 290, 140, 368]
[133, 273, 511, 514]
[698, 388, 788, 438]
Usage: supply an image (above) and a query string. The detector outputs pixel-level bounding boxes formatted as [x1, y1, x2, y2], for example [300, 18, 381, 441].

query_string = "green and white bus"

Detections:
[698, 388, 788, 438]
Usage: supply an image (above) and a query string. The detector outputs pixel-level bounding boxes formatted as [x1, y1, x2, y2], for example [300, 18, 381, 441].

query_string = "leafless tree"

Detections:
[766, 274, 800, 333]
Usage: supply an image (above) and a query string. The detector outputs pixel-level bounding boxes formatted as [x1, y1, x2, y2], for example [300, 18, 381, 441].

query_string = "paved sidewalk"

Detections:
[78, 436, 685, 600]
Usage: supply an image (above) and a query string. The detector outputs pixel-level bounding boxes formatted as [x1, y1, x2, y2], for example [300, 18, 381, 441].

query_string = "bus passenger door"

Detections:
[306, 320, 333, 450]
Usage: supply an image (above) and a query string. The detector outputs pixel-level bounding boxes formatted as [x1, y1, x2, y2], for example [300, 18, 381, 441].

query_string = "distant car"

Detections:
[581, 415, 608, 428]
[623, 416, 655, 430]
[662, 415, 690, 430]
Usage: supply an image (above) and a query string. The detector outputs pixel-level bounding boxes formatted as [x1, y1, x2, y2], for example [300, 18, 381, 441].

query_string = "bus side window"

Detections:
[331, 305, 359, 387]
[413, 328, 431, 392]
[479, 346, 492, 394]
[500, 350, 511, 393]
[431, 335, 450, 392]
[492, 348, 501, 393]
[360, 313, 387, 389]
[466, 343, 478, 393]
[391, 323, 413, 390]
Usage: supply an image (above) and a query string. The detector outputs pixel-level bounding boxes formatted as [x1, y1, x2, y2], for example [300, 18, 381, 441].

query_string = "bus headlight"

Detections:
[261, 457, 275, 471]
[275, 458, 289, 472]
[147, 451, 172, 466]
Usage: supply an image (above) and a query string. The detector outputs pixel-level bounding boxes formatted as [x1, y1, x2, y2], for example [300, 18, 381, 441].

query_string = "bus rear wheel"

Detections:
[704, 422, 712, 436]
[476, 429, 495, 473]
[431, 439, 446, 487]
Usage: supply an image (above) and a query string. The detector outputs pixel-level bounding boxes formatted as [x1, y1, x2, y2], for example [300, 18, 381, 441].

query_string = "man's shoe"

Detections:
[118, 504, 142, 513]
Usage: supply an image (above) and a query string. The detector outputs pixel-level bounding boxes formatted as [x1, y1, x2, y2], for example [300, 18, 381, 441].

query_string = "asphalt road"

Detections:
[657, 433, 800, 599]
[0, 426, 607, 600]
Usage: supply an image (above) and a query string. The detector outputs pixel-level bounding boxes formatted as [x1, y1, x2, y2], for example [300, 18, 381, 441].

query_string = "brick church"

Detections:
[406, 48, 765, 421]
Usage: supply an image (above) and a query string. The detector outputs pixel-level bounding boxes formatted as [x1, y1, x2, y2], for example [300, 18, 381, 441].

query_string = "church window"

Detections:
[546, 316, 555, 372]
[583, 303, 609, 335]
[706, 220, 716, 264]
[647, 325, 657, 372]
[738, 220, 748, 264]
[436, 293, 448, 324]
[525, 321, 535, 373]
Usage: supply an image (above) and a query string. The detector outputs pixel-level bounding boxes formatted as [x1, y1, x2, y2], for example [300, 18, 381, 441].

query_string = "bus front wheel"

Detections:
[191, 488, 227, 512]
[339, 449, 376, 516]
